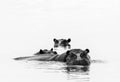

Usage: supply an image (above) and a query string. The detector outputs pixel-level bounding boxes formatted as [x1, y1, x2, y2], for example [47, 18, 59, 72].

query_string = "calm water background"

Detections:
[0, 0, 120, 82]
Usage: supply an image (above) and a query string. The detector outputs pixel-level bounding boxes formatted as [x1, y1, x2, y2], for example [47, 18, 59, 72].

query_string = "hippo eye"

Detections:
[74, 55, 77, 59]
[67, 38, 71, 42]
[80, 52, 87, 58]
[70, 53, 77, 59]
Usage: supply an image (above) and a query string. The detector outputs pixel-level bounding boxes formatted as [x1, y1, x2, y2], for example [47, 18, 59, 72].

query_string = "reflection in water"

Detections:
[64, 66, 89, 73]
[23, 61, 90, 81]
[15, 59, 105, 82]
[63, 65, 90, 81]
[14, 59, 105, 82]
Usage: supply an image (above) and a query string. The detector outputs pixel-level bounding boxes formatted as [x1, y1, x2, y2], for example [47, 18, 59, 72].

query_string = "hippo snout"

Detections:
[65, 49, 91, 66]
[66, 59, 90, 66]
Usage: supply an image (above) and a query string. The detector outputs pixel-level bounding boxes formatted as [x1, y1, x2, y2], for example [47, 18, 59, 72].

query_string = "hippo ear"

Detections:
[50, 48, 53, 51]
[53, 51, 57, 54]
[67, 38, 71, 43]
[53, 38, 59, 43]
[53, 38, 57, 42]
[66, 50, 70, 55]
[39, 49, 44, 54]
[85, 49, 90, 53]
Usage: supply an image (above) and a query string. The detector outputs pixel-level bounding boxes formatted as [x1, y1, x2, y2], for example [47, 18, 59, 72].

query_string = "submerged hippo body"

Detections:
[34, 48, 57, 55]
[14, 49, 90, 66]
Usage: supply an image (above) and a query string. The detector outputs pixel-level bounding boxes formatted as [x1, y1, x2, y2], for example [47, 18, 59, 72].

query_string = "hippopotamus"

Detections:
[50, 48, 90, 65]
[14, 48, 90, 66]
[34, 48, 57, 55]
[53, 38, 71, 49]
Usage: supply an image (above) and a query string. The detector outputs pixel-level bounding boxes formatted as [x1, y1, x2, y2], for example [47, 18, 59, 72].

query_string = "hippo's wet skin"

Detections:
[52, 49, 90, 66]
[53, 38, 71, 49]
[34, 48, 57, 55]
[14, 49, 90, 66]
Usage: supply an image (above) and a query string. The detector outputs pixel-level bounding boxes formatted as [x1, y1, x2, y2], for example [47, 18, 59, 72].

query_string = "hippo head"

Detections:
[53, 38, 71, 49]
[40, 48, 57, 54]
[64, 49, 90, 66]
[34, 48, 57, 55]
